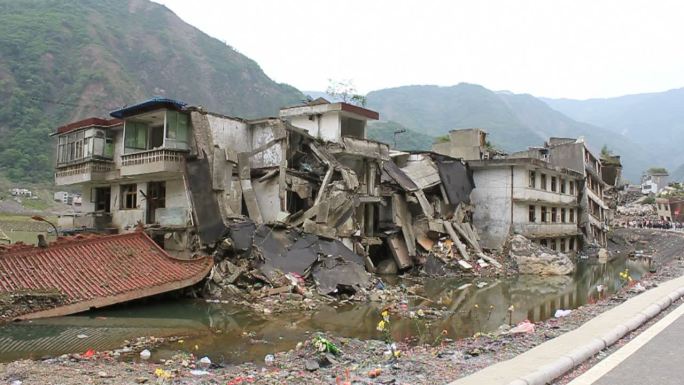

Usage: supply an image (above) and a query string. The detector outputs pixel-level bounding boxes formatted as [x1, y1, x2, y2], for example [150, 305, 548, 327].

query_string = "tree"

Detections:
[600, 145, 612, 157]
[326, 79, 367, 106]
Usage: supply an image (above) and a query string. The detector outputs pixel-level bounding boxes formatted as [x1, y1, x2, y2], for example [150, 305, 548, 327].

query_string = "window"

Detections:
[569, 209, 575, 222]
[550, 240, 557, 251]
[569, 181, 575, 195]
[561, 208, 566, 223]
[124, 110, 190, 153]
[529, 171, 536, 188]
[560, 178, 566, 193]
[541, 206, 548, 222]
[165, 110, 189, 150]
[529, 205, 536, 222]
[121, 184, 137, 209]
[569, 238, 575, 250]
[540, 174, 547, 190]
[560, 238, 566, 252]
[551, 176, 557, 192]
[551, 207, 557, 223]
[124, 122, 149, 152]
[540, 239, 548, 247]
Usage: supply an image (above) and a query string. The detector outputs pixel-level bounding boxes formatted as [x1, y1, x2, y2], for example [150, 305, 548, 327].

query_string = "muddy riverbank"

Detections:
[1, 229, 683, 385]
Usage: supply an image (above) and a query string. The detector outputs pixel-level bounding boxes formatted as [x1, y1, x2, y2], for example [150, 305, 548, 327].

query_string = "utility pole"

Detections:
[393, 128, 406, 149]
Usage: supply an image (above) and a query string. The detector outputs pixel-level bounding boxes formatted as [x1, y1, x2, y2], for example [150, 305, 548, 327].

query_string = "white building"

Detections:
[468, 158, 583, 253]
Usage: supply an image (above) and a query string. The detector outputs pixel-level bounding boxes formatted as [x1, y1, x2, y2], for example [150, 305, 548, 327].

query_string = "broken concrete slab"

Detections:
[312, 257, 371, 295]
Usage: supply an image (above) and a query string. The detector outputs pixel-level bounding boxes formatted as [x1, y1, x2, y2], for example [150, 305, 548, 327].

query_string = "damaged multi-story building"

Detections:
[52, 97, 482, 279]
[434, 130, 583, 253]
[433, 129, 612, 250]
[544, 138, 611, 247]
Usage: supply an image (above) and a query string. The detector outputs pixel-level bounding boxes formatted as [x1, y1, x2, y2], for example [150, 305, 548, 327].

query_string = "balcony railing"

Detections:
[120, 148, 186, 177]
[55, 159, 115, 185]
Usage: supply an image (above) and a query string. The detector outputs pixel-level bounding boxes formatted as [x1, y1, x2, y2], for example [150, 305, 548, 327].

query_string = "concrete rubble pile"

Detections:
[508, 234, 575, 275]
[616, 202, 656, 217]
[186, 112, 502, 302]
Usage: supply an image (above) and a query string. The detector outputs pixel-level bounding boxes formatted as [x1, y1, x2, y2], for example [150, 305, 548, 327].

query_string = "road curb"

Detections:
[505, 286, 684, 385]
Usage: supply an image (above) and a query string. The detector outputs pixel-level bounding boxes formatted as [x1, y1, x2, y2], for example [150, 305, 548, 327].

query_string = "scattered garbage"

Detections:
[554, 309, 572, 318]
[197, 356, 211, 369]
[190, 370, 210, 376]
[508, 320, 535, 334]
[139, 349, 151, 360]
[630, 282, 646, 293]
[264, 354, 275, 366]
[76, 334, 88, 339]
[312, 335, 342, 355]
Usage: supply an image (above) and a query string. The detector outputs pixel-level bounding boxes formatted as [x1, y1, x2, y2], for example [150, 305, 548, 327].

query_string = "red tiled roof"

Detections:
[55, 117, 122, 135]
[0, 232, 212, 320]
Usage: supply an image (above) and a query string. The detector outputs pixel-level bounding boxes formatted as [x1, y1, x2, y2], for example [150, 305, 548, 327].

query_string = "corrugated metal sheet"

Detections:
[0, 232, 212, 320]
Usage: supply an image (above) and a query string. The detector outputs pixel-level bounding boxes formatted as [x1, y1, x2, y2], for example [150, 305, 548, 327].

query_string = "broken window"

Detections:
[93, 187, 111, 213]
[121, 184, 137, 209]
[541, 206, 548, 222]
[550, 240, 557, 251]
[569, 209, 575, 222]
[561, 208, 566, 223]
[529, 171, 536, 188]
[569, 181, 575, 195]
[540, 239, 548, 247]
[569, 237, 575, 250]
[540, 174, 547, 190]
[560, 178, 566, 193]
[560, 238, 566, 252]
[551, 207, 557, 223]
[551, 176, 557, 192]
[529, 205, 536, 222]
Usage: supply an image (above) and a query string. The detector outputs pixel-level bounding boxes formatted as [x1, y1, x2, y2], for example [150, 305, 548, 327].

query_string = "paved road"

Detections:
[592, 312, 684, 385]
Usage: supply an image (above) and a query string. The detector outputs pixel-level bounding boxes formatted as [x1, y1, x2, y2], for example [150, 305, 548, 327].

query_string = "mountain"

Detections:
[366, 121, 434, 151]
[366, 84, 649, 181]
[543, 88, 684, 177]
[0, 0, 304, 182]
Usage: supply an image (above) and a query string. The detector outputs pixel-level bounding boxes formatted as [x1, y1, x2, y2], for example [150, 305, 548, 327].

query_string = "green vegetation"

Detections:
[642, 196, 656, 204]
[367, 121, 434, 151]
[647, 167, 668, 175]
[0, 0, 303, 183]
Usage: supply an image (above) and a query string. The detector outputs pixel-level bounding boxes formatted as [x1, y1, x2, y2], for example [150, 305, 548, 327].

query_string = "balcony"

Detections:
[55, 159, 115, 186]
[120, 149, 186, 177]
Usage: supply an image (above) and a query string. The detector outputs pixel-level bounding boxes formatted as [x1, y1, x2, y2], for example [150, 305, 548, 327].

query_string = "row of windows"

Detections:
[529, 171, 576, 195]
[528, 205, 576, 223]
[538, 237, 576, 253]
[658, 203, 671, 211]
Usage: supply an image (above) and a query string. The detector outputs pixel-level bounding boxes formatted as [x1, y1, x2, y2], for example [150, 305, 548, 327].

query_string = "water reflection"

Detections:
[0, 255, 650, 363]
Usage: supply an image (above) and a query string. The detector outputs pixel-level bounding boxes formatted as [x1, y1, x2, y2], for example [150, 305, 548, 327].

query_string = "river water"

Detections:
[0, 255, 650, 363]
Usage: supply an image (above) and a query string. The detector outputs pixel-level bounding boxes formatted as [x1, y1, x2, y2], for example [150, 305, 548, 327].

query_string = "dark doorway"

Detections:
[146, 181, 166, 224]
[149, 124, 164, 149]
[93, 187, 111, 213]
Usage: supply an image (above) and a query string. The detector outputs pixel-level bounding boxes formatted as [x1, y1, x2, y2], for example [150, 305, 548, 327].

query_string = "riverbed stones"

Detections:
[508, 235, 575, 275]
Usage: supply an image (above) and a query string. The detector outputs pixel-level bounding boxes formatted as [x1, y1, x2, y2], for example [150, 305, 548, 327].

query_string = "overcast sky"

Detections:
[154, 0, 684, 99]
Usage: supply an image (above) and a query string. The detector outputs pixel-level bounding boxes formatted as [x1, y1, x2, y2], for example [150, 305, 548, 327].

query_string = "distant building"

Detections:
[641, 169, 669, 195]
[656, 197, 684, 222]
[431, 128, 505, 161]
[10, 188, 32, 197]
[54, 191, 69, 203]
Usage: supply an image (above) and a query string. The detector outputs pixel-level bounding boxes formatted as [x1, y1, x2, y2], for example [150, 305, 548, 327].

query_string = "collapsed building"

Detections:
[47, 97, 489, 306]
[433, 130, 613, 250]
